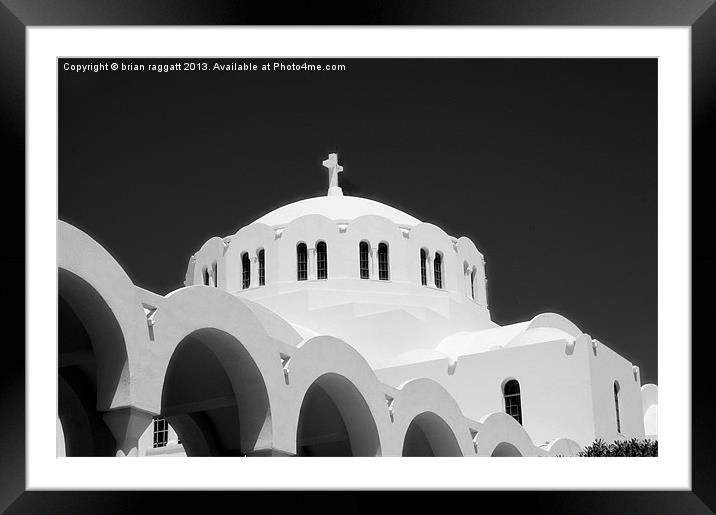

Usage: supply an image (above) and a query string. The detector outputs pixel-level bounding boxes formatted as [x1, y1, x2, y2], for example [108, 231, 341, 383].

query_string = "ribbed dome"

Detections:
[252, 195, 422, 227]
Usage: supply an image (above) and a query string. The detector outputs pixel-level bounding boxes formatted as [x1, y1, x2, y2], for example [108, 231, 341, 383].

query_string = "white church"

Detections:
[57, 153, 658, 457]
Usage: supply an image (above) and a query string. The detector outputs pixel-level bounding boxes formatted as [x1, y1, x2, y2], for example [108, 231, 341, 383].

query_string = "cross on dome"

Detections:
[322, 153, 344, 197]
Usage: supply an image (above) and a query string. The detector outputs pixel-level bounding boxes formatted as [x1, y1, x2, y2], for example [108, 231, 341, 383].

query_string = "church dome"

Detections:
[252, 195, 422, 227]
[186, 152, 491, 368]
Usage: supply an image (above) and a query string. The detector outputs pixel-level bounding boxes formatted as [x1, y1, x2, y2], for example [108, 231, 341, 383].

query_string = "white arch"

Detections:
[542, 437, 583, 457]
[526, 313, 582, 337]
[285, 335, 392, 456]
[160, 327, 272, 455]
[295, 372, 381, 456]
[58, 220, 150, 410]
[392, 378, 473, 457]
[475, 412, 538, 457]
[141, 286, 293, 453]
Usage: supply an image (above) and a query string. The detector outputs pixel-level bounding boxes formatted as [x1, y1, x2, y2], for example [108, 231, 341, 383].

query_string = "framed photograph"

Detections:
[3, 1, 710, 512]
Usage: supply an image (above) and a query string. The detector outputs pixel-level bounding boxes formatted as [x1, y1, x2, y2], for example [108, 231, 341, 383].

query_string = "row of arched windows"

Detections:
[206, 243, 479, 295]
[204, 241, 392, 289]
[296, 241, 391, 282]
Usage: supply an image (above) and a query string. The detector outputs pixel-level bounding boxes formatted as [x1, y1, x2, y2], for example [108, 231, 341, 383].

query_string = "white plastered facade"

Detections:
[57, 156, 657, 457]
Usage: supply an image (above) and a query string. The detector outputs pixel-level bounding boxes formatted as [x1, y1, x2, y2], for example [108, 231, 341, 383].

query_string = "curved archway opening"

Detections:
[296, 373, 381, 456]
[161, 328, 272, 456]
[491, 441, 523, 457]
[402, 411, 462, 457]
[58, 269, 127, 456]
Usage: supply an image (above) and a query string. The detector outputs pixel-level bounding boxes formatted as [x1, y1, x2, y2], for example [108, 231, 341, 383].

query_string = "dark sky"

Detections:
[59, 58, 657, 383]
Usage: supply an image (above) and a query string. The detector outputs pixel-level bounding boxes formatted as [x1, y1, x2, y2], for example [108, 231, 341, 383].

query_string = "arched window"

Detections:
[378, 243, 389, 280]
[359, 241, 370, 279]
[258, 249, 265, 286]
[614, 381, 622, 433]
[297, 243, 308, 281]
[434, 252, 443, 289]
[503, 379, 522, 425]
[470, 267, 477, 300]
[203, 266, 210, 286]
[241, 253, 250, 289]
[316, 241, 328, 280]
[420, 249, 428, 286]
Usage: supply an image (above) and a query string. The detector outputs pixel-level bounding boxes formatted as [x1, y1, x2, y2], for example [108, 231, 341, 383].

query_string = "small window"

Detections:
[153, 417, 168, 448]
[614, 381, 622, 433]
[241, 252, 250, 289]
[359, 241, 370, 279]
[470, 267, 477, 300]
[378, 243, 389, 281]
[503, 379, 522, 425]
[297, 243, 308, 281]
[258, 249, 265, 286]
[420, 249, 428, 286]
[434, 252, 443, 289]
[212, 262, 218, 288]
[203, 267, 210, 286]
[316, 241, 328, 280]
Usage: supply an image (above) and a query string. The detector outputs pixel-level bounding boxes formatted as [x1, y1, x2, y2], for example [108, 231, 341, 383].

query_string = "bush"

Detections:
[578, 438, 657, 457]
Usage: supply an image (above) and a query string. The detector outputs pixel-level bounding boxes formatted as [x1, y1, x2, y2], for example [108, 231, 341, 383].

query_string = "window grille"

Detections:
[297, 243, 308, 281]
[434, 252, 443, 289]
[359, 241, 370, 279]
[378, 243, 389, 281]
[316, 242, 328, 280]
[153, 417, 168, 448]
[420, 249, 427, 286]
[258, 249, 265, 286]
[503, 379, 523, 425]
[241, 252, 250, 289]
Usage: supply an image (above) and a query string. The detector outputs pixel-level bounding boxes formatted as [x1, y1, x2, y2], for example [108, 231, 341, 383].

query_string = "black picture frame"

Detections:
[1, 1, 711, 513]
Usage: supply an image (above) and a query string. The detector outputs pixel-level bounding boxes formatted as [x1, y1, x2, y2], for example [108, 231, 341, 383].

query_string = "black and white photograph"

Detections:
[1, 5, 709, 511]
[57, 57, 657, 458]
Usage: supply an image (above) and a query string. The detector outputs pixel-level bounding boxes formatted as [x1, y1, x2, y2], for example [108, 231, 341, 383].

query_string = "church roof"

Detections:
[436, 313, 583, 359]
[437, 323, 530, 356]
[252, 195, 422, 227]
[252, 153, 422, 227]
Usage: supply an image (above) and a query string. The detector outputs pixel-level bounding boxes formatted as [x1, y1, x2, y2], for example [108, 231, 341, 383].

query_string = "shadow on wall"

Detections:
[58, 269, 128, 457]
[296, 373, 381, 457]
[491, 442, 523, 457]
[161, 328, 271, 457]
[402, 411, 462, 457]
